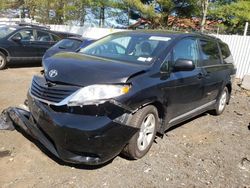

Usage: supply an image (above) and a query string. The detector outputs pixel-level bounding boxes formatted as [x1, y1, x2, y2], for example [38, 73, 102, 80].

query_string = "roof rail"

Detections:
[16, 22, 51, 30]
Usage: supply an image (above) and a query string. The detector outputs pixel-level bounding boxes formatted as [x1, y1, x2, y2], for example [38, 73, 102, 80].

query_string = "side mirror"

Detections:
[12, 35, 22, 42]
[173, 59, 195, 72]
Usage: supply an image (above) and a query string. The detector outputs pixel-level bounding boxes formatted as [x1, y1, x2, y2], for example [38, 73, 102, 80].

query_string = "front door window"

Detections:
[13, 29, 35, 42]
[173, 38, 199, 66]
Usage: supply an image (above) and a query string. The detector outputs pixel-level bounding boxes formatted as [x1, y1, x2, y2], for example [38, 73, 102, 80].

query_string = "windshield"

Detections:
[0, 26, 16, 39]
[80, 33, 172, 65]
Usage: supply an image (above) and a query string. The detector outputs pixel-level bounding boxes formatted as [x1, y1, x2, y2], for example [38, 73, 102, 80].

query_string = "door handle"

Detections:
[197, 73, 204, 79]
[203, 71, 211, 78]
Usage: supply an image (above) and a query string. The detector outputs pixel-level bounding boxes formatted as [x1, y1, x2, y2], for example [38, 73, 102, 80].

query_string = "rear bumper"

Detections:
[7, 96, 138, 165]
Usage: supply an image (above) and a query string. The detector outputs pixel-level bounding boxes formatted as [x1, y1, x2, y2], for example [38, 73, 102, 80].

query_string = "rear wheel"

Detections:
[122, 105, 158, 159]
[212, 87, 229, 115]
[0, 52, 7, 70]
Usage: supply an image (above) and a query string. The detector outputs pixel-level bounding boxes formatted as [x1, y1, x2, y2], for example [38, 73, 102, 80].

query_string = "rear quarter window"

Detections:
[51, 34, 61, 42]
[219, 42, 234, 64]
[199, 39, 221, 66]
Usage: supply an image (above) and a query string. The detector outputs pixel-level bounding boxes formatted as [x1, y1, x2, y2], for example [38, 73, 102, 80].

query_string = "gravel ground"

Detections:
[0, 67, 250, 188]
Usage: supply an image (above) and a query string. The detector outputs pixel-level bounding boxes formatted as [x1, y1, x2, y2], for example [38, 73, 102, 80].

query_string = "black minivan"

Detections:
[5, 31, 236, 165]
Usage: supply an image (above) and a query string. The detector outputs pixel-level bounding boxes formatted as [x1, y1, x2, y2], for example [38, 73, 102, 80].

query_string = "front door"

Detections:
[160, 37, 204, 125]
[8, 29, 38, 60]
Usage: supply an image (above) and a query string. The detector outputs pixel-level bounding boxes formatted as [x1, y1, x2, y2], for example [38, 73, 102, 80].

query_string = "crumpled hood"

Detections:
[43, 52, 147, 86]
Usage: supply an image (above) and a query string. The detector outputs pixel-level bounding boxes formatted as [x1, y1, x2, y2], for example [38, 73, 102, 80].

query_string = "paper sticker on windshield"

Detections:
[9, 27, 16, 31]
[137, 57, 147, 62]
[137, 57, 153, 62]
[146, 57, 153, 61]
[149, 36, 171, 41]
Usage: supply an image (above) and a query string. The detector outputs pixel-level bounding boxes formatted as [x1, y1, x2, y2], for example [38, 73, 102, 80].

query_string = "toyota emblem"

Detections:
[48, 69, 58, 78]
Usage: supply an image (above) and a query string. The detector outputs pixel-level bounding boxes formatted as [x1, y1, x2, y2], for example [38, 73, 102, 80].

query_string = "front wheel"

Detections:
[0, 52, 7, 70]
[212, 87, 229, 115]
[122, 105, 158, 159]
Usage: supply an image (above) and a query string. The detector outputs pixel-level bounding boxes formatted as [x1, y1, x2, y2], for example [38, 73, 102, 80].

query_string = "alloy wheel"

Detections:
[137, 113, 156, 151]
[219, 90, 227, 112]
[0, 55, 4, 67]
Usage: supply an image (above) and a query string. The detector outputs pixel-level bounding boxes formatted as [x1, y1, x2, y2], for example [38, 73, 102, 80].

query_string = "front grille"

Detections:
[30, 76, 79, 104]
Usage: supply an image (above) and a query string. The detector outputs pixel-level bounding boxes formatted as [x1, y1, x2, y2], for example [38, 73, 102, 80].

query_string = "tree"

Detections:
[209, 0, 250, 34]
[118, 0, 173, 28]
[199, 0, 209, 32]
[157, 0, 174, 28]
[173, 0, 199, 18]
[89, 0, 116, 27]
[62, 0, 93, 26]
[0, 0, 5, 10]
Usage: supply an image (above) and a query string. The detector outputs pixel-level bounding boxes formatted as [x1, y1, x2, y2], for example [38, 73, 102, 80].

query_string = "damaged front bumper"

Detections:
[1, 95, 138, 165]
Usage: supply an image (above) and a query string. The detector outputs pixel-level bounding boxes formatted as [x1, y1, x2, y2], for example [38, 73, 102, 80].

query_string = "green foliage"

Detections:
[0, 0, 23, 9]
[209, 0, 250, 34]
[173, 0, 199, 18]
[1, 0, 250, 34]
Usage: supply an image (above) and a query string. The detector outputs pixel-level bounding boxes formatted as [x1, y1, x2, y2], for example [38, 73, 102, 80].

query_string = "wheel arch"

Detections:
[145, 101, 166, 135]
[0, 48, 10, 59]
[225, 82, 232, 104]
[226, 82, 232, 94]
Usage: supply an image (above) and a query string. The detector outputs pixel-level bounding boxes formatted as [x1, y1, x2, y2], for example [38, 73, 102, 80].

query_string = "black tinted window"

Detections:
[219, 42, 234, 64]
[13, 29, 34, 41]
[219, 42, 230, 58]
[200, 40, 221, 66]
[173, 38, 199, 65]
[37, 31, 53, 42]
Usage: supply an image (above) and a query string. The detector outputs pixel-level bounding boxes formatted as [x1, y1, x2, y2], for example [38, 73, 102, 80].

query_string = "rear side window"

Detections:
[199, 39, 221, 66]
[37, 31, 53, 42]
[219, 42, 234, 64]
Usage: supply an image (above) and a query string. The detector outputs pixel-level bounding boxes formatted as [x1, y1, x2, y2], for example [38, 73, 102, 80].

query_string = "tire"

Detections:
[122, 105, 158, 159]
[0, 52, 7, 70]
[212, 87, 229, 115]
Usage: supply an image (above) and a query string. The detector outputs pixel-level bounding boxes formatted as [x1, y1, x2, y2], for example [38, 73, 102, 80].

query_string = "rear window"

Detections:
[199, 39, 221, 66]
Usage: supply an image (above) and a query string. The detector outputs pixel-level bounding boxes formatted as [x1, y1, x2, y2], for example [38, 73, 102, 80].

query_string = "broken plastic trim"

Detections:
[108, 99, 134, 113]
[0, 108, 15, 131]
[1, 107, 59, 157]
[0, 105, 138, 165]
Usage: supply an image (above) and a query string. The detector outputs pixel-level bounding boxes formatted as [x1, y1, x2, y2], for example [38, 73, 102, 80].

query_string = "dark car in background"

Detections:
[43, 37, 95, 60]
[0, 24, 80, 69]
[6, 31, 236, 165]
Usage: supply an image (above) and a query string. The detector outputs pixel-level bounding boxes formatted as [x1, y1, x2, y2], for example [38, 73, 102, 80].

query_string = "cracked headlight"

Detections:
[68, 84, 130, 106]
